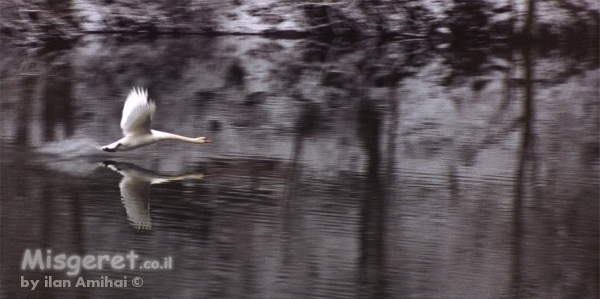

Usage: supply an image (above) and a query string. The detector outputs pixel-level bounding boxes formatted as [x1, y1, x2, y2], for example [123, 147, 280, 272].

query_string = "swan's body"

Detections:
[102, 87, 210, 152]
[103, 160, 206, 230]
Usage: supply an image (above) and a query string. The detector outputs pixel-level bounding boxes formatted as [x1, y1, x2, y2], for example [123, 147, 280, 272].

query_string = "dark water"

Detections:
[1, 36, 598, 299]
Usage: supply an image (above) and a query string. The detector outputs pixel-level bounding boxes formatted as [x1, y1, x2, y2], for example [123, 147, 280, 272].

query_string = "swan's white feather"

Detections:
[102, 87, 209, 152]
[120, 176, 152, 230]
[120, 87, 155, 136]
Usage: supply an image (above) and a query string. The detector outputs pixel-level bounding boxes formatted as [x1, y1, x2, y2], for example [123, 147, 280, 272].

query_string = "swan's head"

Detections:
[195, 137, 211, 144]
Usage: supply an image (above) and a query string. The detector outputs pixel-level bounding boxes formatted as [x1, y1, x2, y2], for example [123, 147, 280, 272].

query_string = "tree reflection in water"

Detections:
[0, 36, 597, 299]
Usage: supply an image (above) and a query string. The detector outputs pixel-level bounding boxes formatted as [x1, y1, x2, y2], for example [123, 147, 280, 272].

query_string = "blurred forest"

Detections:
[0, 0, 598, 48]
[0, 1, 598, 299]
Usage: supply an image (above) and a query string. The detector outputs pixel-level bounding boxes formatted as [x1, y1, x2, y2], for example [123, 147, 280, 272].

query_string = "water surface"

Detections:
[1, 35, 598, 298]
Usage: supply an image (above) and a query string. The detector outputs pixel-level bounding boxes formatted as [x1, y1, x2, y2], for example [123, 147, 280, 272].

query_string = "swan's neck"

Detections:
[151, 130, 199, 143]
[150, 173, 205, 185]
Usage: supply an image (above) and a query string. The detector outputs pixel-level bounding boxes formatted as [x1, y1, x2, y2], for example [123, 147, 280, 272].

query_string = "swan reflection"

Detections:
[103, 160, 206, 230]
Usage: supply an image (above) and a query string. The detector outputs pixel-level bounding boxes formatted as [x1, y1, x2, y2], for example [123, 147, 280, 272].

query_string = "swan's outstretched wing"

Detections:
[120, 87, 155, 136]
[119, 177, 152, 230]
[104, 161, 152, 230]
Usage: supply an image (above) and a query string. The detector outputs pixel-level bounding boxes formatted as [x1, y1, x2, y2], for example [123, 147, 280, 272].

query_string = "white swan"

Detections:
[103, 160, 206, 230]
[102, 87, 210, 152]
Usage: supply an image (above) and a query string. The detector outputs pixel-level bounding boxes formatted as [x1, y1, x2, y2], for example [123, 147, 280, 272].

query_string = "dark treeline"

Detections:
[0, 0, 598, 50]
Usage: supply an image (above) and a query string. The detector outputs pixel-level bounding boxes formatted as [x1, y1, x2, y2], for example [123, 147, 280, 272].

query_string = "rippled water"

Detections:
[1, 36, 598, 299]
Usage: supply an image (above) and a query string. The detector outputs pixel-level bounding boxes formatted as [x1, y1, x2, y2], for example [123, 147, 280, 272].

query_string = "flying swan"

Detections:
[102, 87, 210, 152]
